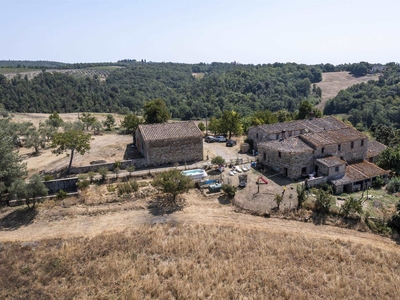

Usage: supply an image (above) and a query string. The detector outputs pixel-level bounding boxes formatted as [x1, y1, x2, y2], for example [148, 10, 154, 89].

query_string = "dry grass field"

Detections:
[1, 223, 399, 299]
[315, 72, 379, 110]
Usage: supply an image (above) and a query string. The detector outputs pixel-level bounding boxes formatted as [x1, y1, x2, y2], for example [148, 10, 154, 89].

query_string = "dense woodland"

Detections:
[0, 62, 323, 118]
[324, 63, 400, 130]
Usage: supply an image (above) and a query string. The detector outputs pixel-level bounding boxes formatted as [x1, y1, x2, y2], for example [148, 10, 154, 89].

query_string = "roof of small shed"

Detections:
[316, 156, 346, 167]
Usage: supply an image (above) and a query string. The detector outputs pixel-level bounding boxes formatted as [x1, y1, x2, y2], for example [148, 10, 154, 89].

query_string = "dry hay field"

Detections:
[315, 72, 380, 110]
[0, 188, 399, 299]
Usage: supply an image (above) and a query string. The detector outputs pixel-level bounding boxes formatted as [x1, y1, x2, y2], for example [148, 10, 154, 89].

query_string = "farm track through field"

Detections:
[0, 190, 397, 253]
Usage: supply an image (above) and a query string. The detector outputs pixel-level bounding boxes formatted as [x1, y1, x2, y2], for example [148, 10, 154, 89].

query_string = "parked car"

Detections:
[205, 136, 216, 143]
[215, 136, 227, 142]
[226, 139, 237, 147]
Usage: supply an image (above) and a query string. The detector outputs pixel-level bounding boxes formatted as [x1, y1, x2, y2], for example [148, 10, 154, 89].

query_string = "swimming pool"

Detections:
[181, 169, 208, 181]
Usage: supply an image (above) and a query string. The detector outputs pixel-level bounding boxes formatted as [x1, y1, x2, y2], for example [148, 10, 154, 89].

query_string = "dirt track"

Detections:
[0, 189, 398, 253]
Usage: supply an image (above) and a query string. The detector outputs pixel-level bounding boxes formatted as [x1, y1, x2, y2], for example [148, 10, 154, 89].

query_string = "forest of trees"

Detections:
[0, 62, 323, 119]
[324, 63, 400, 130]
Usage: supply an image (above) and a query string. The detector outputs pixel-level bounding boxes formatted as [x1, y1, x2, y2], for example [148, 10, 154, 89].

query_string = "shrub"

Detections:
[88, 171, 95, 183]
[198, 122, 205, 132]
[77, 179, 90, 190]
[78, 174, 88, 181]
[211, 156, 225, 165]
[341, 197, 363, 217]
[98, 167, 109, 181]
[114, 160, 122, 170]
[274, 194, 283, 210]
[130, 180, 139, 192]
[296, 184, 308, 210]
[314, 189, 333, 213]
[387, 177, 400, 194]
[56, 189, 68, 200]
[117, 182, 133, 196]
[222, 184, 236, 199]
[372, 176, 385, 189]
[107, 185, 116, 192]
[44, 175, 54, 181]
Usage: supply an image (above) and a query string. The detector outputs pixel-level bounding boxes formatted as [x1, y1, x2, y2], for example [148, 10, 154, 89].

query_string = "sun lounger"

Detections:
[235, 166, 242, 173]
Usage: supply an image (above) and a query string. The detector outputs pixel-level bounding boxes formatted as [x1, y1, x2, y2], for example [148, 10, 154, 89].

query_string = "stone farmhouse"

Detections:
[248, 116, 389, 194]
[135, 121, 203, 167]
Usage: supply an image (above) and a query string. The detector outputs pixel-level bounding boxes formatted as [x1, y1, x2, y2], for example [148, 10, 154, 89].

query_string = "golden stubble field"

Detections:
[0, 187, 399, 299]
[315, 72, 379, 110]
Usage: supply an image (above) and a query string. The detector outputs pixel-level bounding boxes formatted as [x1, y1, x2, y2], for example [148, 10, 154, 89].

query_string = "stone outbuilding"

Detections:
[135, 121, 203, 167]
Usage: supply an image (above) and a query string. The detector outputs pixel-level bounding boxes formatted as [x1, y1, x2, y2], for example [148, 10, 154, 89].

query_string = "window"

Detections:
[335, 166, 339, 172]
[361, 139, 364, 147]
[278, 152, 281, 158]
[263, 152, 266, 161]
[321, 148, 325, 154]
[338, 144, 341, 151]
[276, 134, 279, 140]
[256, 133, 259, 139]
[302, 167, 307, 174]
[351, 141, 354, 148]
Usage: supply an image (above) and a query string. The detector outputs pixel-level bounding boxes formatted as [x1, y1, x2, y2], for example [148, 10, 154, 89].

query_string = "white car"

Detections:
[215, 136, 227, 142]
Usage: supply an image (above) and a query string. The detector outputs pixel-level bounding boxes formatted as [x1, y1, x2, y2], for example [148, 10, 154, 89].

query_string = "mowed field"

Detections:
[315, 72, 379, 110]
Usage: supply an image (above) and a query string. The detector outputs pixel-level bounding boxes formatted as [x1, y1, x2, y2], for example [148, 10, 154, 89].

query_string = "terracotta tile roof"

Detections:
[366, 141, 387, 158]
[316, 156, 346, 167]
[257, 116, 347, 134]
[300, 128, 367, 147]
[259, 137, 313, 153]
[138, 121, 202, 141]
[331, 160, 389, 186]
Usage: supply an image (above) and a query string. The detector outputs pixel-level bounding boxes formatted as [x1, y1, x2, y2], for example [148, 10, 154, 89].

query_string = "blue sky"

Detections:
[0, 0, 399, 65]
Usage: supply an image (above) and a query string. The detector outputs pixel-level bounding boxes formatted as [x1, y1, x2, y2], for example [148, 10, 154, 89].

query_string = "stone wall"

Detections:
[308, 176, 328, 187]
[307, 138, 368, 163]
[44, 177, 79, 194]
[259, 145, 314, 179]
[316, 161, 346, 179]
[69, 158, 148, 174]
[145, 136, 203, 166]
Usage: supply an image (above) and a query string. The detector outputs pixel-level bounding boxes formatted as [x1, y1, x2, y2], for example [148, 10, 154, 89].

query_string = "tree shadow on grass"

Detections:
[148, 195, 185, 216]
[0, 208, 38, 230]
[312, 211, 327, 225]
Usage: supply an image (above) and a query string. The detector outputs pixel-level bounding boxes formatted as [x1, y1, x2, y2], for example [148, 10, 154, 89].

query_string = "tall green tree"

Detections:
[377, 146, 400, 174]
[143, 99, 171, 124]
[297, 100, 313, 120]
[219, 110, 242, 139]
[80, 113, 97, 131]
[153, 169, 194, 202]
[121, 113, 142, 134]
[47, 112, 64, 129]
[0, 130, 27, 206]
[51, 129, 91, 175]
[103, 114, 116, 131]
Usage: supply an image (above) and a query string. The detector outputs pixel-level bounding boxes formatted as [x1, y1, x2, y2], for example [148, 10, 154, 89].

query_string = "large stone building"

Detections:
[252, 117, 388, 194]
[135, 121, 203, 167]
